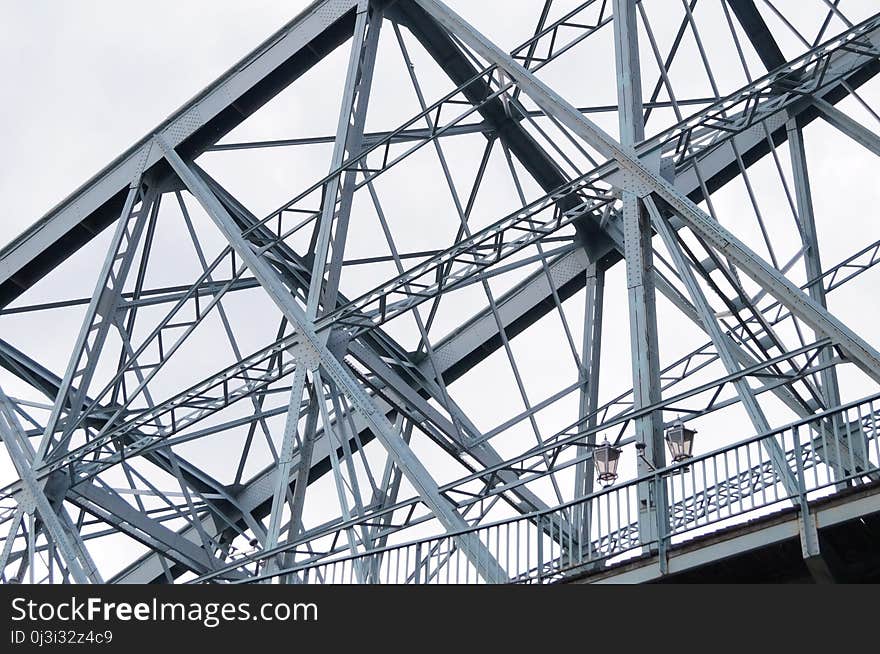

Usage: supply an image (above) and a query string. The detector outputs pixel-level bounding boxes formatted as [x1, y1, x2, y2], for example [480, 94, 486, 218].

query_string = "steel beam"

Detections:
[414, 0, 880, 388]
[209, 168, 571, 534]
[786, 118, 869, 472]
[0, 337, 266, 535]
[210, 171, 571, 527]
[69, 481, 240, 579]
[36, 181, 153, 462]
[308, 0, 383, 318]
[612, 0, 667, 547]
[8, 0, 872, 588]
[264, 365, 309, 560]
[647, 197, 799, 497]
[0, 387, 98, 583]
[573, 262, 603, 545]
[387, 0, 615, 259]
[158, 136, 509, 583]
[813, 97, 880, 157]
[728, 0, 787, 71]
[349, 341, 575, 535]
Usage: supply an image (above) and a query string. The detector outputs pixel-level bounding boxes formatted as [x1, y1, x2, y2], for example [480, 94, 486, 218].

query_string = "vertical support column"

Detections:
[308, 0, 383, 319]
[412, 0, 880, 387]
[793, 425, 838, 583]
[279, 381, 320, 583]
[787, 119, 868, 474]
[788, 120, 840, 408]
[573, 263, 604, 547]
[647, 197, 800, 497]
[613, 0, 667, 548]
[613, 0, 645, 147]
[264, 364, 310, 556]
[265, 3, 380, 577]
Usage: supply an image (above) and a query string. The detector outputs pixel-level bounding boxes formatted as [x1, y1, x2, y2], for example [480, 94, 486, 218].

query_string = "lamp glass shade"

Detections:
[595, 440, 621, 483]
[665, 422, 696, 462]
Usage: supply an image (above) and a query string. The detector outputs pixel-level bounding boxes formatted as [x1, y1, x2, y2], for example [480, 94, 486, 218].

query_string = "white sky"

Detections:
[1, 1, 879, 580]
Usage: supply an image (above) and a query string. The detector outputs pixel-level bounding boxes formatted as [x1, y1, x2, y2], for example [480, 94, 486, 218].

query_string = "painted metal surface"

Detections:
[1, 0, 879, 584]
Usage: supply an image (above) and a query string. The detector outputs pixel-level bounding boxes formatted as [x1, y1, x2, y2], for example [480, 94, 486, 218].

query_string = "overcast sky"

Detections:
[1, 1, 879, 579]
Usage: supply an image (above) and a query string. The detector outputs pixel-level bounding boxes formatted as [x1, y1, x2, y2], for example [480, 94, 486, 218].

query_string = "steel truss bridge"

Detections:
[1, 0, 880, 584]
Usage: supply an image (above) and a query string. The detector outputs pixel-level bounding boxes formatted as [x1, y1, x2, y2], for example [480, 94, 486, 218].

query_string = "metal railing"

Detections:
[247, 393, 880, 584]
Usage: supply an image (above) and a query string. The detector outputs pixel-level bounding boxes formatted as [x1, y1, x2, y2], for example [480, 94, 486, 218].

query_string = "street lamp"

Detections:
[594, 438, 621, 485]
[665, 419, 697, 463]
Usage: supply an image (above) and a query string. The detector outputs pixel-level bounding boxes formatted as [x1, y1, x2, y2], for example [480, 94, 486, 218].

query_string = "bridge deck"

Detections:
[564, 480, 880, 583]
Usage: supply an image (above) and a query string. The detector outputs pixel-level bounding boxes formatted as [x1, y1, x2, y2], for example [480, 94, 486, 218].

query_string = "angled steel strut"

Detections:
[2, 0, 878, 585]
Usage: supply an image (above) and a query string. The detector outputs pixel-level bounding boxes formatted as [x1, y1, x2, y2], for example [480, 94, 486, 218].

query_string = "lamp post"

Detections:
[665, 420, 697, 463]
[594, 438, 622, 486]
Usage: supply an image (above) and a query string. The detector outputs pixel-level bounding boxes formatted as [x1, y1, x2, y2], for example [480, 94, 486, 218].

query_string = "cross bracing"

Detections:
[1, 0, 880, 584]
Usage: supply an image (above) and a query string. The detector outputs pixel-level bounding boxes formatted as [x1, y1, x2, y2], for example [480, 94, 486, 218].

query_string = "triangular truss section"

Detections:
[2, 0, 880, 585]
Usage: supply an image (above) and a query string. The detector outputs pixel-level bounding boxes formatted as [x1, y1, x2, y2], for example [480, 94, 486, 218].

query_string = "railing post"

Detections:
[793, 424, 835, 581]
[414, 542, 423, 585]
[655, 473, 668, 576]
[536, 515, 544, 584]
[582, 496, 593, 562]
[793, 426, 807, 504]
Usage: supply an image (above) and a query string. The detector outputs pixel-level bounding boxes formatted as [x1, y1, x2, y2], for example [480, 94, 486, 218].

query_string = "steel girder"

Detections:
[0, 3, 876, 584]
[87, 5, 880, 580]
[106, 12, 868, 580]
[0, 0, 361, 307]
